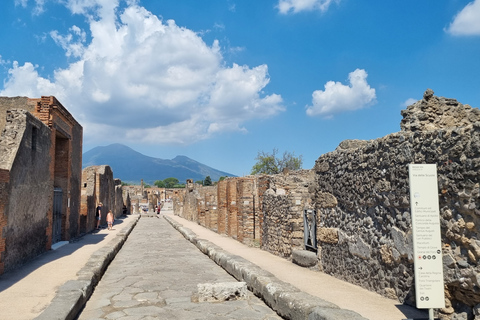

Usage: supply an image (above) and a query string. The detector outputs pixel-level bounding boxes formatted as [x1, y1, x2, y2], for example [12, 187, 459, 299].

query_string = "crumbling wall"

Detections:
[80, 167, 96, 233]
[0, 97, 35, 135]
[80, 165, 118, 231]
[261, 170, 315, 257]
[314, 90, 480, 318]
[114, 179, 123, 218]
[0, 111, 52, 273]
[176, 172, 315, 251]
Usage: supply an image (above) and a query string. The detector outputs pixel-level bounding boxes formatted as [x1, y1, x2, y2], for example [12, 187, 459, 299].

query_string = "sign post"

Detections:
[408, 164, 445, 320]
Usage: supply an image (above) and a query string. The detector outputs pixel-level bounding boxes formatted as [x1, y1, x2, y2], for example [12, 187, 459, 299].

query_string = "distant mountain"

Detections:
[82, 143, 235, 184]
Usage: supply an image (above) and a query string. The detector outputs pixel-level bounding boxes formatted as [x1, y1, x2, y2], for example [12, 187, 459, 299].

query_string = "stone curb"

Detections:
[164, 215, 368, 320]
[34, 215, 141, 320]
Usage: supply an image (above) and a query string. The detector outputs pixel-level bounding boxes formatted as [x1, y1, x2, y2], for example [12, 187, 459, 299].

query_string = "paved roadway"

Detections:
[78, 215, 282, 320]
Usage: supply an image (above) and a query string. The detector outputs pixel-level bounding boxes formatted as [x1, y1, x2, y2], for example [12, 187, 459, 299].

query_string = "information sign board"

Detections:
[408, 164, 445, 309]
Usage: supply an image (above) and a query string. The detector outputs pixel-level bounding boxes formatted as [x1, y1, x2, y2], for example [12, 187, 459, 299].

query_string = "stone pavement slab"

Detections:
[78, 216, 282, 320]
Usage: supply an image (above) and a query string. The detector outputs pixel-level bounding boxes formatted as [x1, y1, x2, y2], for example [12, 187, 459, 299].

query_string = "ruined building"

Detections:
[175, 90, 480, 319]
[80, 165, 125, 234]
[0, 96, 82, 274]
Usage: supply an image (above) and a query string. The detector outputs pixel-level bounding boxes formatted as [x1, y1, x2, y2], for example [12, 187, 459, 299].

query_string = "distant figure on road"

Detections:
[106, 210, 114, 230]
[157, 203, 161, 214]
[95, 203, 103, 229]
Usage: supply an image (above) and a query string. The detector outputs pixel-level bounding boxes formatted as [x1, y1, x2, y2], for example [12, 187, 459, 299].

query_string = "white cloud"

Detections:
[14, 0, 28, 7]
[306, 69, 376, 117]
[14, 0, 45, 15]
[446, 0, 480, 36]
[50, 26, 87, 57]
[0, 55, 8, 65]
[277, 0, 339, 14]
[1, 1, 284, 147]
[1, 61, 57, 98]
[402, 98, 417, 108]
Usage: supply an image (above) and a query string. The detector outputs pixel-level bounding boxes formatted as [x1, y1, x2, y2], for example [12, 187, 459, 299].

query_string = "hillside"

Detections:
[82, 143, 235, 184]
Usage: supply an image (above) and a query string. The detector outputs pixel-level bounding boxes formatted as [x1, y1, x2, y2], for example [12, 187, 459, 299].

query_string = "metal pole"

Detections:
[429, 308, 434, 320]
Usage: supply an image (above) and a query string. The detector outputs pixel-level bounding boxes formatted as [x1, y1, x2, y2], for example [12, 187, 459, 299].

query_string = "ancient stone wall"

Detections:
[114, 179, 123, 218]
[202, 186, 218, 231]
[80, 165, 118, 232]
[80, 167, 97, 233]
[0, 111, 52, 273]
[261, 170, 315, 257]
[314, 91, 480, 318]
[217, 180, 227, 234]
[176, 172, 314, 251]
[0, 97, 35, 135]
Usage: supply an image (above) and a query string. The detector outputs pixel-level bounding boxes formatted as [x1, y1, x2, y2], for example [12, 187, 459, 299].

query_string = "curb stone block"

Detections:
[261, 279, 300, 310]
[241, 264, 275, 286]
[215, 251, 230, 270]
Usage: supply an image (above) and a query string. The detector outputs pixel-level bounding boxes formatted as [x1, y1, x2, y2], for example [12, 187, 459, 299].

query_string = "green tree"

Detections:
[251, 148, 303, 175]
[203, 176, 212, 186]
[195, 180, 203, 185]
[219, 176, 227, 182]
[163, 177, 179, 188]
[154, 180, 165, 188]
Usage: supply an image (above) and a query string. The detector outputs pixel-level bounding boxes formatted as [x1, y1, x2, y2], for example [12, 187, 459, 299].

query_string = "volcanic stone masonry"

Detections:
[175, 90, 480, 320]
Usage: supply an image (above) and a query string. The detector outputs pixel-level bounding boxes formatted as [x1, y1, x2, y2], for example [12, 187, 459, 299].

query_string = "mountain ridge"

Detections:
[82, 143, 235, 184]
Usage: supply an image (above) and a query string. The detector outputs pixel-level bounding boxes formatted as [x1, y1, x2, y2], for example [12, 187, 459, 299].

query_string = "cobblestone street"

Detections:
[78, 216, 281, 320]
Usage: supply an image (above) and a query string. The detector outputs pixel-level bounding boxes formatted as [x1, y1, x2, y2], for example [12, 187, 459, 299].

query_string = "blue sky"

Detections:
[1, 0, 479, 177]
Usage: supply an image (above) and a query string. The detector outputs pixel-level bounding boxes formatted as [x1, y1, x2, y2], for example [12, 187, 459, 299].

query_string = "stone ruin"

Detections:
[176, 89, 480, 319]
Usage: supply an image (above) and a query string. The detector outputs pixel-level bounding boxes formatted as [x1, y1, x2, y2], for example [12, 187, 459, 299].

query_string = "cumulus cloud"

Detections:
[305, 69, 376, 117]
[446, 0, 480, 36]
[1, 0, 284, 146]
[2, 61, 58, 98]
[277, 0, 339, 14]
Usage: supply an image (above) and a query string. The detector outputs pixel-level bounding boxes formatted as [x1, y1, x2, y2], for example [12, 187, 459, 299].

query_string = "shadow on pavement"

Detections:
[0, 215, 129, 292]
[395, 303, 428, 319]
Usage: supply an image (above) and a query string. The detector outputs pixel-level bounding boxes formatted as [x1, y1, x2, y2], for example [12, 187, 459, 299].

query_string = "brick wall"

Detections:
[226, 179, 238, 239]
[217, 180, 227, 234]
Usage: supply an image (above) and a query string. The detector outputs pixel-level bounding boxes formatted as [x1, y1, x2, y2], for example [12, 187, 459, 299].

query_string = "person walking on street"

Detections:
[106, 210, 114, 230]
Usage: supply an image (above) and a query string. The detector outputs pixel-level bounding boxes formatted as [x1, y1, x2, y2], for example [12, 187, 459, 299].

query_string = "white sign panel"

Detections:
[409, 164, 445, 309]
